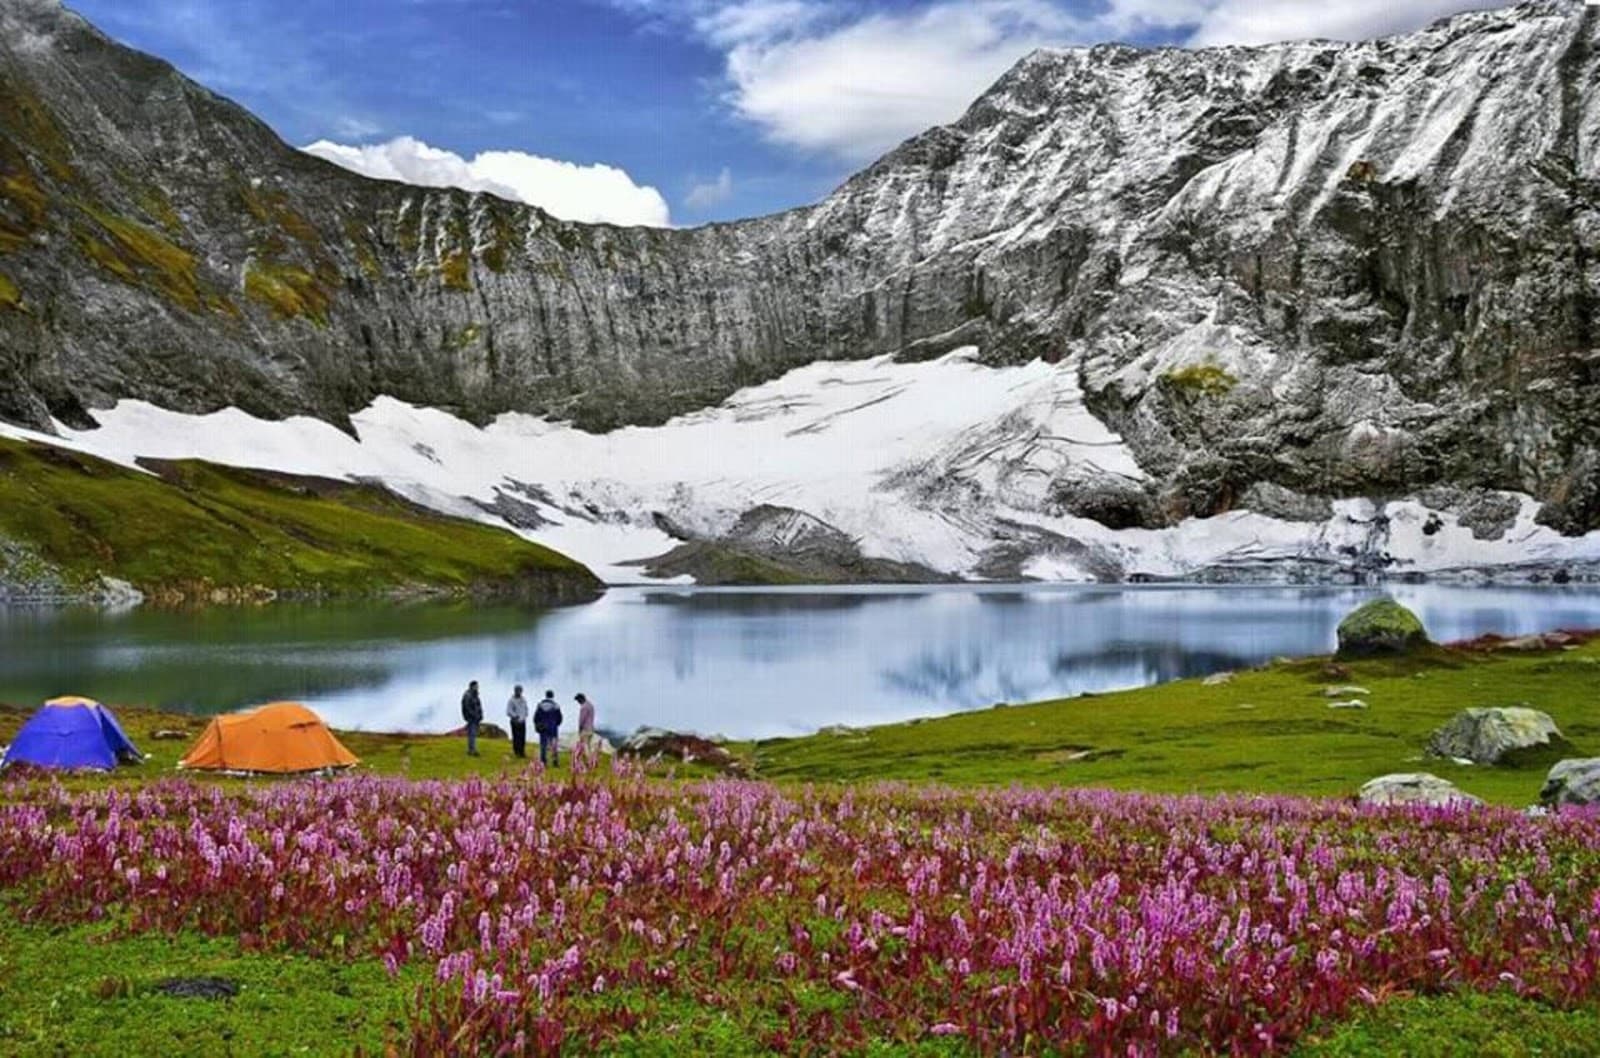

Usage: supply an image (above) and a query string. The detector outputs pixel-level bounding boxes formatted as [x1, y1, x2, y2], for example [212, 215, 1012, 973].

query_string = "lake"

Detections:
[2, 584, 1599, 740]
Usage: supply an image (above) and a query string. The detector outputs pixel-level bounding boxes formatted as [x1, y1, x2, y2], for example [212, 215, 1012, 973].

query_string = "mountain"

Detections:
[0, 0, 1597, 584]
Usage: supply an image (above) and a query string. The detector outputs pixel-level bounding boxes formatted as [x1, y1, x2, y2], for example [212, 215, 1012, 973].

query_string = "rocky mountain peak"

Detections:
[0, 0, 1596, 541]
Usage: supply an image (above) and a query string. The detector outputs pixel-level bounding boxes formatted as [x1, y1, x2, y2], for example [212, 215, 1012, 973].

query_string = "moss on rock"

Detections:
[1336, 597, 1429, 658]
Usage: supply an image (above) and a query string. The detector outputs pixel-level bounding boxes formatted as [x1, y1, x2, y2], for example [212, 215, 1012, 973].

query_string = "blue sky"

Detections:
[68, 0, 1489, 226]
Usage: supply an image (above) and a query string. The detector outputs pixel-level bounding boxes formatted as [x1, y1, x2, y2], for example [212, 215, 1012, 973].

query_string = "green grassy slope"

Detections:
[748, 638, 1600, 806]
[0, 436, 601, 603]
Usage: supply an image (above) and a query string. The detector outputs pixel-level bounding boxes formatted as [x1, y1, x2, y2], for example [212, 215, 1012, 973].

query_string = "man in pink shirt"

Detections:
[575, 693, 596, 737]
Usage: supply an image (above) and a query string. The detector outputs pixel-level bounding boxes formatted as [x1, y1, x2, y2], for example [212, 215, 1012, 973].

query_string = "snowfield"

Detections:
[4, 350, 1598, 584]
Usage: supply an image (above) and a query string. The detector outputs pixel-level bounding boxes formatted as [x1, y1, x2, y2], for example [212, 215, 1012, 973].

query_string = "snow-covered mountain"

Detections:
[0, 0, 1597, 583]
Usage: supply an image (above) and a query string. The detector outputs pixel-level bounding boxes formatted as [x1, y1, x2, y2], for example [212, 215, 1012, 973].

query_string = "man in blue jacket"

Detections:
[533, 689, 563, 767]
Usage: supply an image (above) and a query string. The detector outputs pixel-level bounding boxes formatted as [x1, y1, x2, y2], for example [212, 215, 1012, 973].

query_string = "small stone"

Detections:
[1202, 672, 1234, 686]
[1327, 699, 1369, 710]
[1357, 773, 1481, 808]
[1321, 685, 1372, 698]
[149, 729, 189, 741]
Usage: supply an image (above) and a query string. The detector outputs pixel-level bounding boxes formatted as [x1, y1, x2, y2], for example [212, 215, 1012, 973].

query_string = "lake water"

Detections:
[3, 584, 1599, 739]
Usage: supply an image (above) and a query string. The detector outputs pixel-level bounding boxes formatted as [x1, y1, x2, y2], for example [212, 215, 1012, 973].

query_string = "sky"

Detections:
[68, 0, 1498, 227]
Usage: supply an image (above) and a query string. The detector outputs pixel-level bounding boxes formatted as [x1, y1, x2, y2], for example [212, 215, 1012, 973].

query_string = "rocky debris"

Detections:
[637, 505, 946, 585]
[1048, 473, 1158, 530]
[0, 1, 1597, 541]
[1452, 629, 1600, 653]
[1321, 686, 1372, 698]
[1418, 488, 1523, 541]
[450, 723, 508, 740]
[1327, 700, 1369, 710]
[1238, 483, 1334, 524]
[617, 727, 747, 776]
[1336, 599, 1430, 658]
[1357, 773, 1482, 808]
[1202, 672, 1235, 686]
[1425, 707, 1568, 765]
[1539, 759, 1600, 808]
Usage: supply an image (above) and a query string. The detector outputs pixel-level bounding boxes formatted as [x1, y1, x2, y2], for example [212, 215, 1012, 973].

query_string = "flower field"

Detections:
[3, 760, 1599, 1056]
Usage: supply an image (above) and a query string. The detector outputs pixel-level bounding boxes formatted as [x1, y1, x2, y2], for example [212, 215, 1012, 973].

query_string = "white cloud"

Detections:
[1180, 0, 1497, 47]
[685, 167, 734, 210]
[628, 0, 1497, 162]
[301, 136, 672, 227]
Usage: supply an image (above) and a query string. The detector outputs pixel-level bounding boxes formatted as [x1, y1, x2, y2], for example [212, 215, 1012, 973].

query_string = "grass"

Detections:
[1161, 362, 1238, 399]
[242, 260, 333, 323]
[747, 638, 1600, 806]
[1292, 991, 1600, 1057]
[0, 270, 19, 310]
[0, 437, 599, 603]
[3, 634, 1599, 1053]
[0, 917, 421, 1057]
[77, 207, 205, 313]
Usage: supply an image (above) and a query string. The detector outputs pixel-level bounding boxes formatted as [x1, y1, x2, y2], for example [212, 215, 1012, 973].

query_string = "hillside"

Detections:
[0, 436, 602, 604]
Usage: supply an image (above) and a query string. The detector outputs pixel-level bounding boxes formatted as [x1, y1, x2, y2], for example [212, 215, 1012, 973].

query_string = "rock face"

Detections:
[1425, 706, 1568, 764]
[637, 505, 946, 585]
[1336, 599, 1430, 657]
[1357, 773, 1482, 807]
[1, 1, 1599, 534]
[1540, 758, 1600, 806]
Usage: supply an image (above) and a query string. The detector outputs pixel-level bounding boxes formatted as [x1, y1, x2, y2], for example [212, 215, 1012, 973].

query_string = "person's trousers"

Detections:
[539, 733, 558, 766]
[466, 721, 479, 755]
[510, 719, 527, 757]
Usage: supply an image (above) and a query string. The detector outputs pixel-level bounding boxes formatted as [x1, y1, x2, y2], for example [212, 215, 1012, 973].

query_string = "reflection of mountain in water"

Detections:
[637, 590, 905, 615]
[881, 644, 1254, 709]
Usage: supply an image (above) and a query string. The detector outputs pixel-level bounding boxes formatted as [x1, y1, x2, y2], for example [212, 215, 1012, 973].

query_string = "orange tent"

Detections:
[180, 702, 359, 774]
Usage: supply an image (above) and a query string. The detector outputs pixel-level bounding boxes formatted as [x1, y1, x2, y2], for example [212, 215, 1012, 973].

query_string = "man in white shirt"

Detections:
[507, 685, 529, 758]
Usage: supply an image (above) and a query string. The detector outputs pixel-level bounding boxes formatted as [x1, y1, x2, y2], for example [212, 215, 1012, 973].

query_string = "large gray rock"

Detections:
[1425, 706, 1567, 765]
[1358, 773, 1482, 808]
[1336, 599, 1430, 658]
[1539, 758, 1600, 807]
[0, 1, 1597, 538]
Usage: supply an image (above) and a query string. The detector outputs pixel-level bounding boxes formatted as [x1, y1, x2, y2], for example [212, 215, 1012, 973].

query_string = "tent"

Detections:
[179, 702, 359, 774]
[1, 697, 143, 770]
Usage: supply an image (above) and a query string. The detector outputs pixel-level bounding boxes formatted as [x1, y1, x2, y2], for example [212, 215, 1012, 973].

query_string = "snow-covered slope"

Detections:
[2, 0, 1598, 542]
[5, 350, 1597, 584]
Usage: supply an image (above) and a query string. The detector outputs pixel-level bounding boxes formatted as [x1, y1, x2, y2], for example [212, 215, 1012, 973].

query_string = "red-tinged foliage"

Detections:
[3, 759, 1600, 1055]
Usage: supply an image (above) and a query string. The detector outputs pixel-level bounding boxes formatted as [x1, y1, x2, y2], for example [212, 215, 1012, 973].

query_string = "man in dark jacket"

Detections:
[461, 680, 484, 757]
[533, 689, 562, 767]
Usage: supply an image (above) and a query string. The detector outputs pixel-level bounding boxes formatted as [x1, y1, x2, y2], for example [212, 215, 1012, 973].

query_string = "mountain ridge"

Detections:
[1, 0, 1597, 556]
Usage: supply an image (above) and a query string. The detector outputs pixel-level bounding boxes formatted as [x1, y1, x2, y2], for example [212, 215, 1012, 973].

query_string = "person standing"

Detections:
[461, 680, 483, 757]
[575, 693, 596, 739]
[533, 689, 563, 767]
[507, 685, 529, 758]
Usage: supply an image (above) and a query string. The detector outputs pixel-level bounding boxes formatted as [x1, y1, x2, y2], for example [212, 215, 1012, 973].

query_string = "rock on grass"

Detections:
[1426, 707, 1568, 766]
[1336, 598, 1430, 658]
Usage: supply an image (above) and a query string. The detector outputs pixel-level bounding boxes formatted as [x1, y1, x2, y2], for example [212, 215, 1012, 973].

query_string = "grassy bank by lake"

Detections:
[0, 436, 601, 604]
[748, 633, 1600, 806]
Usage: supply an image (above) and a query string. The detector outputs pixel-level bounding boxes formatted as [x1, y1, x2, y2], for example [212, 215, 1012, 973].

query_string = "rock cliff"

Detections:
[0, 0, 1596, 538]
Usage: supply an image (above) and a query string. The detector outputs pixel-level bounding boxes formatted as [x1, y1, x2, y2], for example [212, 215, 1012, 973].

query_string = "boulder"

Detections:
[1539, 758, 1600, 807]
[618, 727, 747, 776]
[1425, 707, 1567, 765]
[1336, 598, 1429, 658]
[1357, 773, 1482, 808]
[450, 722, 508, 740]
[1202, 672, 1234, 686]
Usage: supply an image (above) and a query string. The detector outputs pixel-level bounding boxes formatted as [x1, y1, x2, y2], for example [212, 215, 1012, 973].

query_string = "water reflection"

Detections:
[2, 584, 1599, 739]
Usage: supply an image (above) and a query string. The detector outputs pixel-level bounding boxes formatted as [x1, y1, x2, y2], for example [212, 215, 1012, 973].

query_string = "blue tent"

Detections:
[2, 697, 142, 770]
